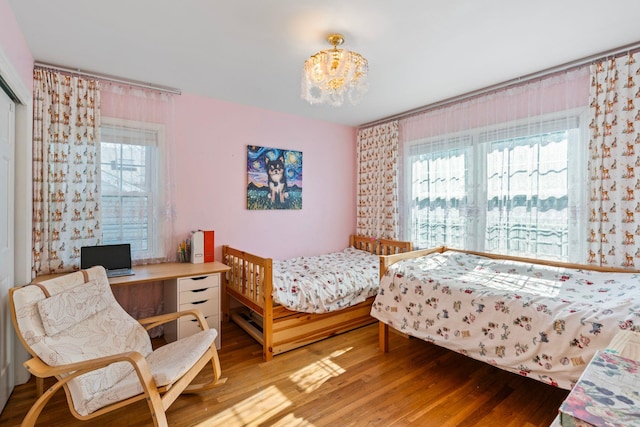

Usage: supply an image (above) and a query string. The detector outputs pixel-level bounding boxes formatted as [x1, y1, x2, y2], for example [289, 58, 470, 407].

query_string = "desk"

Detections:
[32, 261, 230, 287]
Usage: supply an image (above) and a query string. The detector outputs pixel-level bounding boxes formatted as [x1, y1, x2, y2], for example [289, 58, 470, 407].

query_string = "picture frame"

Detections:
[247, 145, 302, 210]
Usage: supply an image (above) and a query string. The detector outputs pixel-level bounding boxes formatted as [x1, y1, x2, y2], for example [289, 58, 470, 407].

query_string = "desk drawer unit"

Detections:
[164, 273, 221, 348]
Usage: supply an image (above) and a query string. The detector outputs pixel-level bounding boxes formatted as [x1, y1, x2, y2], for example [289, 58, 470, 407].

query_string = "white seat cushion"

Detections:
[14, 266, 219, 417]
[76, 329, 217, 416]
[13, 267, 152, 415]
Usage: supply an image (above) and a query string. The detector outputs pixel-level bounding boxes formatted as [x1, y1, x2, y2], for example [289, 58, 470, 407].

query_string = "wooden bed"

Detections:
[375, 246, 640, 389]
[222, 235, 412, 361]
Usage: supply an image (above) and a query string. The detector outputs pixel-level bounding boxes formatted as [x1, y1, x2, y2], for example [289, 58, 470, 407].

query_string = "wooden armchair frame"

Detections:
[10, 286, 227, 427]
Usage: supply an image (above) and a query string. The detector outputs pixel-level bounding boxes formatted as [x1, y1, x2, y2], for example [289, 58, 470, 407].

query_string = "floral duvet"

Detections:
[272, 247, 380, 314]
[371, 250, 640, 390]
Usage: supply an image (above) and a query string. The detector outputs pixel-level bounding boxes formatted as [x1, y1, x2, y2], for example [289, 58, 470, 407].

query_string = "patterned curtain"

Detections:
[356, 121, 399, 239]
[32, 69, 101, 276]
[587, 52, 640, 267]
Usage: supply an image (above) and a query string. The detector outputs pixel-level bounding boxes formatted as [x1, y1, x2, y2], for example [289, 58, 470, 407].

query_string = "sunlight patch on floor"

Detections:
[191, 385, 292, 426]
[288, 348, 350, 392]
[268, 413, 316, 427]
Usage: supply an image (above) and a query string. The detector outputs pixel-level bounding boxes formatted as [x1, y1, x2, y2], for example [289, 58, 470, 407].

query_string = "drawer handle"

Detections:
[189, 316, 209, 323]
[190, 276, 208, 281]
[190, 288, 208, 293]
[191, 300, 207, 305]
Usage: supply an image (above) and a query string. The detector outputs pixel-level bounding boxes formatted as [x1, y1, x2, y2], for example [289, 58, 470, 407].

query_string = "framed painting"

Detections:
[247, 145, 302, 210]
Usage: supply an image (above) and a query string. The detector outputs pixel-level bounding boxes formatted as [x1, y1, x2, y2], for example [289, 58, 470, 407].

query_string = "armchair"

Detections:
[9, 266, 226, 427]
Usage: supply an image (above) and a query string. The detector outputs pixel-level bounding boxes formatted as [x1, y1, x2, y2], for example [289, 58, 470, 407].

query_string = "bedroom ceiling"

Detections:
[8, 0, 640, 127]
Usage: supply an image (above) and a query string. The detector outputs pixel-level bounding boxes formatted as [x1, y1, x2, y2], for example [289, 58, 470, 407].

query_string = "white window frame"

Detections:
[402, 108, 588, 261]
[100, 117, 166, 261]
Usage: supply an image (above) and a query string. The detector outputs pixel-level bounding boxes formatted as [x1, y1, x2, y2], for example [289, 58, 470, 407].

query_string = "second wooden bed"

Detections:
[222, 235, 412, 361]
[375, 246, 640, 389]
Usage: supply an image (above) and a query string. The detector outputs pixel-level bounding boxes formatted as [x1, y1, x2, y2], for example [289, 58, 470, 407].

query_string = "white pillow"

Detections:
[37, 280, 111, 336]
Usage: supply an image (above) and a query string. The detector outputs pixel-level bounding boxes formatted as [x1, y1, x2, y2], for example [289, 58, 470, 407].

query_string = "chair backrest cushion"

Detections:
[12, 266, 152, 414]
[37, 279, 112, 336]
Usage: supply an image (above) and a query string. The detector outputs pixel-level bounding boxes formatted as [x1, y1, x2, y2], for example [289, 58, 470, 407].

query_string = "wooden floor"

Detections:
[0, 321, 569, 426]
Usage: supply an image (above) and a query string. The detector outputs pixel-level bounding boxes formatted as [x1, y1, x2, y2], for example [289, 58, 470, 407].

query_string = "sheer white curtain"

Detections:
[99, 81, 177, 326]
[99, 81, 176, 264]
[399, 67, 590, 261]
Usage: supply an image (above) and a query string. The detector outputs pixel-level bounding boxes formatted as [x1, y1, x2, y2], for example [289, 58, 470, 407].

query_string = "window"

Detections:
[405, 113, 587, 261]
[408, 137, 472, 250]
[100, 119, 165, 261]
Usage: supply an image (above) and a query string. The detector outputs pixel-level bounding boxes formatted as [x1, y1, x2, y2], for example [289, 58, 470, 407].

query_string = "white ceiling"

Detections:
[8, 0, 640, 127]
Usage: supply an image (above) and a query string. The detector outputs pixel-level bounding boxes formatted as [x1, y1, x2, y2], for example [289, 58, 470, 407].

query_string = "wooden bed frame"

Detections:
[377, 246, 639, 353]
[222, 235, 412, 361]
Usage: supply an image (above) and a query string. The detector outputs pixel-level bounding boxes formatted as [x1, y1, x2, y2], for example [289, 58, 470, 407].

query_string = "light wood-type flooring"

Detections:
[0, 321, 569, 426]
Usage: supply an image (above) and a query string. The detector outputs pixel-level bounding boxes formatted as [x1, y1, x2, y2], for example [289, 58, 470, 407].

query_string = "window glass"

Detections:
[100, 122, 160, 260]
[406, 116, 584, 261]
[409, 140, 471, 249]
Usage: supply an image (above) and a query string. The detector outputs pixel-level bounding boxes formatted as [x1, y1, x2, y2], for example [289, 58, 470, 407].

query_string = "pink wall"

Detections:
[0, 0, 33, 89]
[174, 93, 357, 260]
[1, 0, 358, 262]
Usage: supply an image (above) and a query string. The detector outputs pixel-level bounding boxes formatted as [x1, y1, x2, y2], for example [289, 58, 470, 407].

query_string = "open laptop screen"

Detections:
[81, 243, 133, 273]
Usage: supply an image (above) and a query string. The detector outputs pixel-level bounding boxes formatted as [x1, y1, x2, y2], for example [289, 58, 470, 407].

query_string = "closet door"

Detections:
[0, 86, 15, 412]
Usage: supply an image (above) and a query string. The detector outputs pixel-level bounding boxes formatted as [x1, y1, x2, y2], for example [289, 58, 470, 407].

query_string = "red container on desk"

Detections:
[204, 230, 214, 262]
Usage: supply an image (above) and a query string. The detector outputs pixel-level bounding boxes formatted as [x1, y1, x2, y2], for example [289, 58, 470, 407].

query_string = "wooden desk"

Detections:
[32, 261, 230, 286]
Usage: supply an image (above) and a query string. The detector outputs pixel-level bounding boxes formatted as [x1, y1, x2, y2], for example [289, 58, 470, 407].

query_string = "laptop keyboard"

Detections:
[107, 268, 135, 278]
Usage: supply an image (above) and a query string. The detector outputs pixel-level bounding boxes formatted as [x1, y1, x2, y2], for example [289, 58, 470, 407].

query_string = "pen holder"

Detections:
[176, 250, 188, 263]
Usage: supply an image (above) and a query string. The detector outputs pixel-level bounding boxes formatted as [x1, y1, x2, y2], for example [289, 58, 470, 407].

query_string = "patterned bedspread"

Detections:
[371, 250, 640, 389]
[273, 247, 379, 313]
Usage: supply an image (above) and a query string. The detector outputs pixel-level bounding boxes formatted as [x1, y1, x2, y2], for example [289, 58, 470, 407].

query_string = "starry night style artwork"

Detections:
[247, 145, 302, 210]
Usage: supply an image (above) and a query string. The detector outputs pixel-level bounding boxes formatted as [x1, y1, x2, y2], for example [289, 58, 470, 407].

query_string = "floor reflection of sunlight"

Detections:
[192, 385, 292, 426]
[190, 348, 351, 426]
[288, 348, 350, 393]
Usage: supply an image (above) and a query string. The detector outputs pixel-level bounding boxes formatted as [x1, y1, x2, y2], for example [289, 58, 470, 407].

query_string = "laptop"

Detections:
[81, 243, 135, 278]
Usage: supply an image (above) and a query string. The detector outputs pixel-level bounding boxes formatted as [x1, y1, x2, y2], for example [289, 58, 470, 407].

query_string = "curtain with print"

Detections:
[587, 52, 640, 268]
[32, 69, 101, 276]
[356, 121, 399, 239]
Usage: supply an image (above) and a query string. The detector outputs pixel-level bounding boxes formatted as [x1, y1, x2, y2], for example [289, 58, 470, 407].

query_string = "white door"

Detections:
[0, 87, 15, 412]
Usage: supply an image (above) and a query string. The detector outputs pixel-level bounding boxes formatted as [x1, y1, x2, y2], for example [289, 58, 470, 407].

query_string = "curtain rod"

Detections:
[359, 40, 640, 129]
[34, 61, 182, 95]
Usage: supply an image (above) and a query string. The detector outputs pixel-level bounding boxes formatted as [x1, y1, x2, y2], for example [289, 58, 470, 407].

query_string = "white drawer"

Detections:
[179, 314, 220, 348]
[178, 274, 219, 292]
[179, 314, 219, 330]
[179, 297, 218, 315]
[179, 286, 218, 304]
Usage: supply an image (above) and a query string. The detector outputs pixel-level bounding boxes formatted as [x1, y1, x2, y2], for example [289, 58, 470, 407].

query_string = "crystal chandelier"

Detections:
[301, 34, 368, 106]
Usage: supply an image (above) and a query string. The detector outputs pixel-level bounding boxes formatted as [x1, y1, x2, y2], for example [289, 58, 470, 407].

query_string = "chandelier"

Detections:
[301, 34, 368, 107]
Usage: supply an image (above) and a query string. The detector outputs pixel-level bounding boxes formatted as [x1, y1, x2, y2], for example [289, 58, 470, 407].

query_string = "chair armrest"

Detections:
[24, 351, 164, 423]
[25, 351, 148, 380]
[138, 309, 209, 331]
